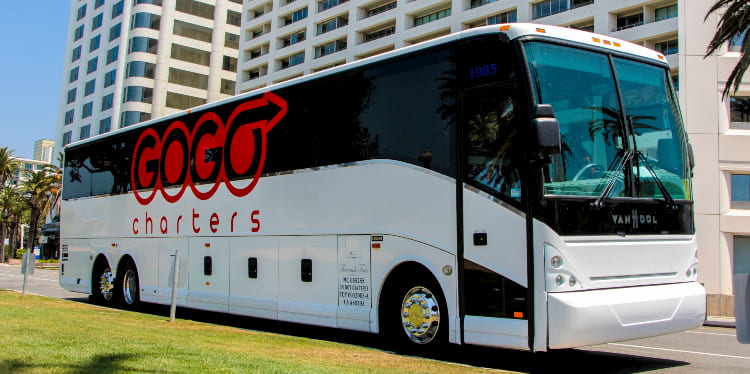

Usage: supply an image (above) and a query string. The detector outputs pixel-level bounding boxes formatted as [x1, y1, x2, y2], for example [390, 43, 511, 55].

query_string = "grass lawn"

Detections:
[0, 290, 512, 374]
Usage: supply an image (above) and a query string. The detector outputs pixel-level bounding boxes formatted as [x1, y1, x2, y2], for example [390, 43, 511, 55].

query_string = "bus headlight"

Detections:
[550, 256, 563, 269]
[545, 243, 584, 292]
[569, 276, 577, 287]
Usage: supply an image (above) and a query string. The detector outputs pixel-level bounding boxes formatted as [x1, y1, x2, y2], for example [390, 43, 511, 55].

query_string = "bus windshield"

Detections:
[523, 41, 691, 200]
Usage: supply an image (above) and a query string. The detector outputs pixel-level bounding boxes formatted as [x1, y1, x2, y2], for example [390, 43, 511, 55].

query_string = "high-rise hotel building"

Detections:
[234, 0, 750, 317]
[55, 0, 243, 152]
[235, 0, 679, 92]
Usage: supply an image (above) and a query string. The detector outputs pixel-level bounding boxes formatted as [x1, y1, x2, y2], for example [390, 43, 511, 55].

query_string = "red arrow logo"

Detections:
[130, 91, 288, 205]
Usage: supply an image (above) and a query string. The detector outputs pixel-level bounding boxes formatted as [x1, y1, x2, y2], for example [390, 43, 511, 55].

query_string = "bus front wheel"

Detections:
[381, 270, 447, 349]
[399, 285, 443, 344]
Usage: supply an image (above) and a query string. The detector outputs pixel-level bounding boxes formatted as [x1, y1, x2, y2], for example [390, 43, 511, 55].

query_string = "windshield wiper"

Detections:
[635, 151, 676, 207]
[592, 149, 632, 208]
[592, 150, 676, 208]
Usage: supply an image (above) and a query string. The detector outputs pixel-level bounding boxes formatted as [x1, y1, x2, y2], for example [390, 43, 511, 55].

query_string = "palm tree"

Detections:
[21, 169, 60, 253]
[0, 147, 18, 187]
[0, 187, 24, 263]
[706, 0, 750, 96]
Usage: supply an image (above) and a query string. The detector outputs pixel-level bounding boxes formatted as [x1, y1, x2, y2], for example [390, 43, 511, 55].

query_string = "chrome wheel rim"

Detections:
[123, 269, 137, 305]
[400, 286, 440, 344]
[99, 268, 114, 301]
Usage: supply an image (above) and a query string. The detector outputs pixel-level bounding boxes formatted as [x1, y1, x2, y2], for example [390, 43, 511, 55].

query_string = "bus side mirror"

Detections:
[531, 104, 561, 157]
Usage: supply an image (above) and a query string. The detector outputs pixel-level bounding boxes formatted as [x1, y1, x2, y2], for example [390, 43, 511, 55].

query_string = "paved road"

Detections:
[581, 328, 749, 373]
[0, 263, 87, 302]
[2, 264, 749, 373]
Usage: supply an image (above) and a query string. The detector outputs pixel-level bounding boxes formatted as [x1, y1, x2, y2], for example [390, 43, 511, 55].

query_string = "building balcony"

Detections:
[611, 16, 677, 44]
[612, 13, 678, 34]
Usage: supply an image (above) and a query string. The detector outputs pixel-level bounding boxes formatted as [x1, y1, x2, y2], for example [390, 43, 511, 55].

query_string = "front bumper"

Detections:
[548, 282, 705, 349]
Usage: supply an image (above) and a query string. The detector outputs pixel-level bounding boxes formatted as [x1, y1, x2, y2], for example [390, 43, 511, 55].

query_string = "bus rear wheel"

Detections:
[91, 262, 115, 305]
[117, 261, 140, 307]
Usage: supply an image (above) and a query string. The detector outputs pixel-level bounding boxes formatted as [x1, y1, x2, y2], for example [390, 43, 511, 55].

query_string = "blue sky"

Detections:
[0, 2, 70, 159]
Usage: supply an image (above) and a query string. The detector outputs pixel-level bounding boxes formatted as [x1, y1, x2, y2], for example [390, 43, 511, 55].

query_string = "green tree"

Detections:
[0, 147, 18, 187]
[706, 0, 750, 96]
[21, 169, 60, 253]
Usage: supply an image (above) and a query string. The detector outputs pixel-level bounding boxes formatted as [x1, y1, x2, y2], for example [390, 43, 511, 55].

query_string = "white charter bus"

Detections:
[60, 24, 705, 351]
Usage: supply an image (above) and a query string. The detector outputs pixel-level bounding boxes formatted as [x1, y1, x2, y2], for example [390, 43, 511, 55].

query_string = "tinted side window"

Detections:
[267, 48, 457, 176]
[63, 149, 93, 199]
[464, 86, 523, 202]
[89, 139, 133, 195]
[265, 72, 377, 173]
[63, 135, 136, 200]
[362, 49, 457, 176]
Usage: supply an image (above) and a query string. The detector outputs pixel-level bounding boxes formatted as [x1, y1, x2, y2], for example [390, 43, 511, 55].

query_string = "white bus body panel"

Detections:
[187, 237, 230, 313]
[336, 235, 372, 332]
[547, 282, 705, 349]
[555, 235, 698, 290]
[228, 236, 279, 320]
[133, 239, 159, 296]
[156, 238, 189, 305]
[462, 186, 527, 287]
[278, 235, 338, 328]
[59, 239, 91, 294]
[464, 316, 528, 349]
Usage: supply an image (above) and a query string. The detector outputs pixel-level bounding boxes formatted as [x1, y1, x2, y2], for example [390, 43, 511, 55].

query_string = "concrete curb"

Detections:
[0, 263, 59, 270]
[704, 317, 736, 328]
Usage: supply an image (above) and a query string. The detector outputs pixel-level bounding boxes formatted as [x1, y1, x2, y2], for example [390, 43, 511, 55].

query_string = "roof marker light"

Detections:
[613, 42, 621, 47]
[592, 37, 601, 43]
[603, 40, 612, 45]
[499, 25, 511, 31]
[536, 28, 546, 33]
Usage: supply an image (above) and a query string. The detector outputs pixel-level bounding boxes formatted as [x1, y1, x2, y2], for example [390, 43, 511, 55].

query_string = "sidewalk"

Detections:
[4, 258, 59, 269]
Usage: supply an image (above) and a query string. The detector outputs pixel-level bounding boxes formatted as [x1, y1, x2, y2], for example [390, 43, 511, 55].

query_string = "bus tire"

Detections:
[91, 258, 115, 305]
[117, 259, 140, 308]
[381, 270, 447, 349]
